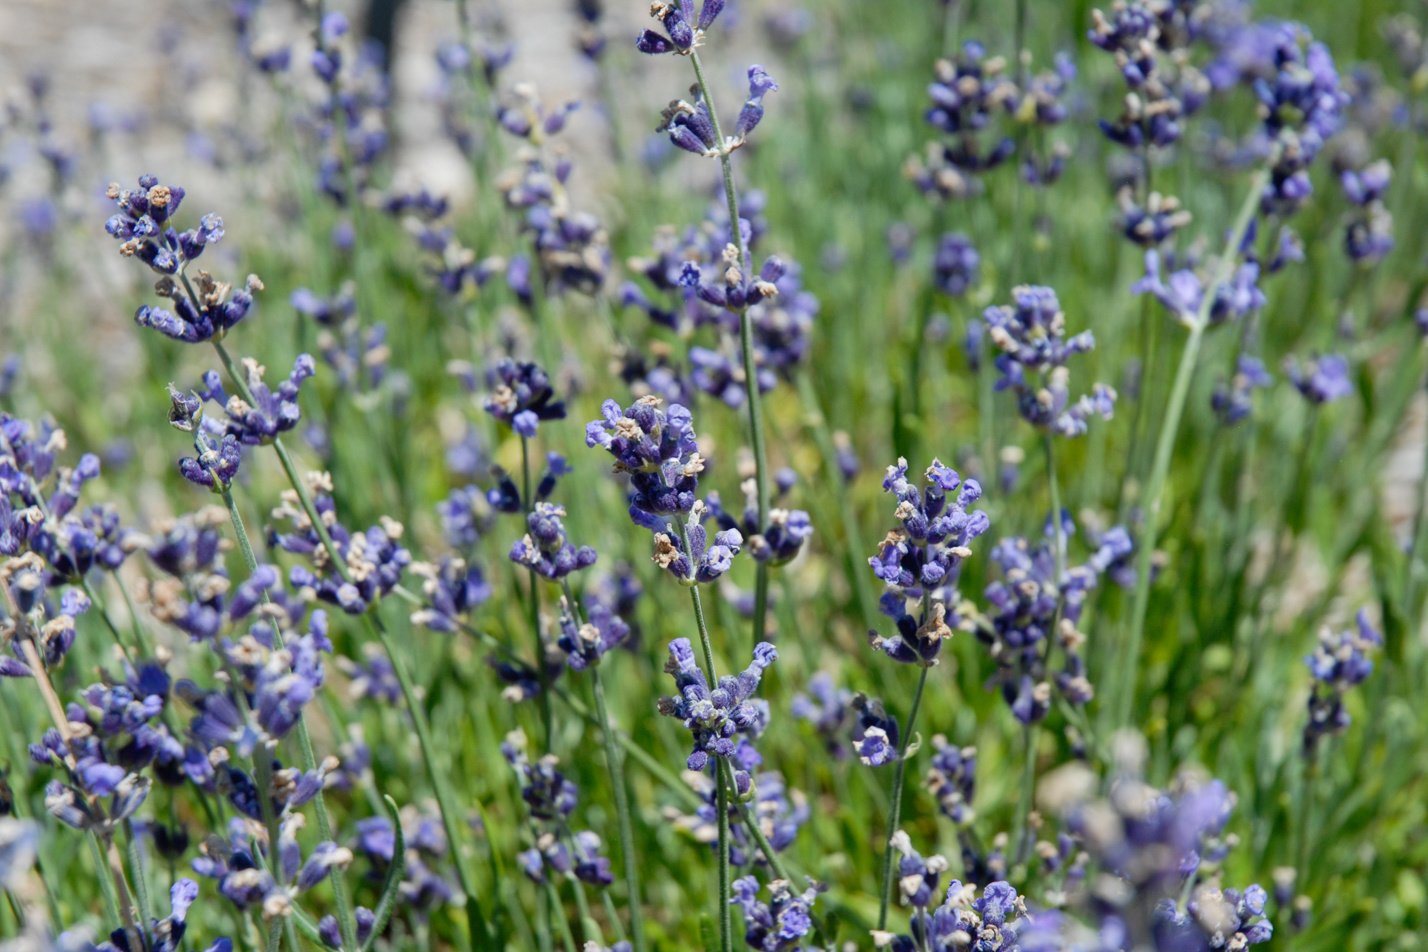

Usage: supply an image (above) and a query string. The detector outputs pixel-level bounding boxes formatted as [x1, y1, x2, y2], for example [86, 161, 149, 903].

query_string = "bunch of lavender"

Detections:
[1250, 24, 1349, 219]
[502, 730, 615, 889]
[269, 475, 411, 613]
[193, 813, 353, 921]
[984, 286, 1117, 438]
[2, 413, 134, 594]
[867, 458, 989, 667]
[708, 470, 812, 567]
[1211, 355, 1274, 426]
[658, 638, 777, 792]
[871, 871, 1030, 952]
[1039, 742, 1273, 951]
[907, 42, 1017, 201]
[620, 194, 819, 409]
[977, 529, 1126, 724]
[1087, 1, 1211, 161]
[104, 175, 263, 343]
[866, 457, 988, 930]
[1285, 353, 1353, 405]
[305, 12, 391, 208]
[496, 85, 610, 299]
[1339, 159, 1394, 264]
[1303, 610, 1381, 754]
[729, 875, 823, 952]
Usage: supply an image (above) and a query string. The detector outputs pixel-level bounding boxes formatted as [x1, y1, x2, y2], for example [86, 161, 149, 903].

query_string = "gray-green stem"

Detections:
[523, 437, 554, 744]
[685, 565, 732, 952]
[688, 49, 773, 654]
[564, 579, 647, 952]
[877, 662, 930, 930]
[1110, 169, 1267, 732]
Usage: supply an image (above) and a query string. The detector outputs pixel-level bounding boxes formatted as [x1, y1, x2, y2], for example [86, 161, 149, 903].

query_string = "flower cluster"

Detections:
[483, 358, 567, 438]
[925, 738, 977, 826]
[1043, 747, 1273, 951]
[2, 414, 136, 584]
[509, 503, 598, 581]
[729, 875, 822, 951]
[657, 639, 777, 791]
[270, 479, 411, 613]
[658, 66, 778, 158]
[586, 396, 704, 528]
[979, 532, 1108, 724]
[194, 814, 352, 919]
[1285, 353, 1352, 405]
[1251, 24, 1348, 218]
[503, 731, 614, 888]
[620, 196, 818, 405]
[1088, 1, 1209, 153]
[495, 87, 611, 298]
[908, 42, 1017, 201]
[1340, 160, 1394, 263]
[409, 558, 491, 634]
[867, 458, 989, 666]
[1211, 355, 1274, 425]
[932, 233, 980, 297]
[1303, 610, 1381, 754]
[636, 1, 728, 56]
[195, 355, 316, 447]
[708, 474, 812, 566]
[985, 286, 1117, 437]
[555, 595, 630, 670]
[1133, 250, 1266, 327]
[871, 876, 1028, 951]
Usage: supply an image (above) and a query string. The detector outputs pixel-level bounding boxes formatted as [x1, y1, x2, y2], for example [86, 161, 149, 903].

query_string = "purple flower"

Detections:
[657, 639, 776, 789]
[483, 359, 566, 439]
[985, 286, 1117, 437]
[635, 1, 726, 56]
[509, 503, 598, 581]
[1285, 353, 1352, 404]
[729, 875, 821, 951]
[1303, 610, 1380, 753]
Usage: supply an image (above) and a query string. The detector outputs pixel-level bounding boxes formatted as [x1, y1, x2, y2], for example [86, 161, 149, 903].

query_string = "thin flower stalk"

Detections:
[876, 659, 929, 931]
[1110, 169, 1269, 732]
[688, 49, 774, 652]
[561, 578, 646, 952]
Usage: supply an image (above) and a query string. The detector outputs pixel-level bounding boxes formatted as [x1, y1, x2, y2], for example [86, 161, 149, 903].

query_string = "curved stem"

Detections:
[877, 663, 930, 930]
[688, 50, 772, 653]
[1111, 170, 1266, 732]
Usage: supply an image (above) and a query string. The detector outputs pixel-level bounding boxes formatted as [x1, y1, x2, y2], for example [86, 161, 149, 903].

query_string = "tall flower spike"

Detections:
[1303, 610, 1380, 754]
[586, 395, 704, 530]
[657, 639, 776, 790]
[867, 458, 990, 666]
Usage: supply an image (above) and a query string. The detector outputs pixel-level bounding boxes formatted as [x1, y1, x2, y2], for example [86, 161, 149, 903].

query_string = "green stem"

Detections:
[687, 576, 732, 952]
[122, 822, 151, 927]
[545, 881, 579, 952]
[1111, 169, 1267, 732]
[877, 663, 930, 930]
[1401, 365, 1428, 619]
[591, 663, 647, 952]
[523, 437, 554, 744]
[688, 49, 773, 654]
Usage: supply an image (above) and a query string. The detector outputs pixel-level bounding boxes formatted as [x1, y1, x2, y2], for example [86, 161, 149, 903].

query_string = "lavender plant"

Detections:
[2, 1, 1425, 950]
